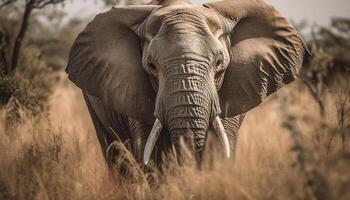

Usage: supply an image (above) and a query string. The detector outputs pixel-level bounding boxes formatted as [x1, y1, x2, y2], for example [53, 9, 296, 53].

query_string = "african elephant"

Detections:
[66, 0, 307, 166]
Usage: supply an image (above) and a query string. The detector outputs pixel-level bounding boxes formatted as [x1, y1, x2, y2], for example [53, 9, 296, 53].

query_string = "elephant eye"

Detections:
[148, 62, 156, 71]
[147, 60, 158, 76]
[216, 59, 223, 68]
[215, 54, 224, 70]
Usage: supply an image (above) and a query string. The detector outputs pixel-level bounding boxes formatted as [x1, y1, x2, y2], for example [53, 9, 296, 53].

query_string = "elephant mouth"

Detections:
[143, 116, 230, 165]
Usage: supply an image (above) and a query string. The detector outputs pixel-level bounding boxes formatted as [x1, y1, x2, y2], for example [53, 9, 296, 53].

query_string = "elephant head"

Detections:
[66, 0, 307, 165]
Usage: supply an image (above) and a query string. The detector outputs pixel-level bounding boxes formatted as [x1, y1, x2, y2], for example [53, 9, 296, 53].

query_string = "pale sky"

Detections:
[64, 0, 350, 26]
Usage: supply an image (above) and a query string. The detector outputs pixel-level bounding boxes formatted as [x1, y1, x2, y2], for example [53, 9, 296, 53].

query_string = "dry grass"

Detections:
[0, 75, 349, 200]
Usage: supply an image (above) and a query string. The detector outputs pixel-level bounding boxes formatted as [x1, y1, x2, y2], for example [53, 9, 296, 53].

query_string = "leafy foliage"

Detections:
[300, 18, 350, 116]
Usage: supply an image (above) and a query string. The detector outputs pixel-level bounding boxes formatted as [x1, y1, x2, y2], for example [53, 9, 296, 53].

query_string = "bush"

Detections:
[0, 2, 71, 121]
[0, 71, 20, 105]
[0, 47, 55, 121]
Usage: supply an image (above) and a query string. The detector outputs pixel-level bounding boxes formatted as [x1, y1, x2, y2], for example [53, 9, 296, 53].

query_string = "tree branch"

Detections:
[300, 74, 325, 116]
[33, 0, 65, 9]
[8, 0, 67, 74]
[0, 0, 17, 9]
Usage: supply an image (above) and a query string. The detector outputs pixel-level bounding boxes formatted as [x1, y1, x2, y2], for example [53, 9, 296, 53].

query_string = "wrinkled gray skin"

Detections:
[66, 0, 307, 166]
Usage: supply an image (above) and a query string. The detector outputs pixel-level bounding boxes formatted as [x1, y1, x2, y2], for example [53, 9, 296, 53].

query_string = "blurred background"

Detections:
[0, 0, 349, 199]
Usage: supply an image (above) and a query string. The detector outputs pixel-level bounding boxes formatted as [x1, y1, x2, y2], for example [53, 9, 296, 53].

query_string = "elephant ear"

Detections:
[204, 0, 308, 117]
[66, 5, 160, 124]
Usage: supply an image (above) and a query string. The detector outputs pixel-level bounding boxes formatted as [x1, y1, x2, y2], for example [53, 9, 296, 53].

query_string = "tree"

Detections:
[0, 0, 66, 75]
[301, 18, 350, 116]
[0, 0, 68, 117]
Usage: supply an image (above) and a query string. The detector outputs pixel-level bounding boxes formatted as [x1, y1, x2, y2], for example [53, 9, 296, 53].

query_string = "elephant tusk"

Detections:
[143, 118, 163, 165]
[212, 116, 230, 159]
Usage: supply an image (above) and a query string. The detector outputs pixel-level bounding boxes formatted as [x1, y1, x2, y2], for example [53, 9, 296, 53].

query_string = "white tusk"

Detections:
[143, 119, 163, 165]
[212, 116, 230, 159]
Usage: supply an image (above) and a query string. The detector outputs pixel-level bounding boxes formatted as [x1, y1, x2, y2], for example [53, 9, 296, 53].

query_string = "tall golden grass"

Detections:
[0, 75, 349, 200]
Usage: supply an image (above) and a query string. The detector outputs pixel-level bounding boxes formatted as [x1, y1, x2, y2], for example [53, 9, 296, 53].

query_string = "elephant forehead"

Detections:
[146, 6, 222, 37]
[162, 9, 207, 32]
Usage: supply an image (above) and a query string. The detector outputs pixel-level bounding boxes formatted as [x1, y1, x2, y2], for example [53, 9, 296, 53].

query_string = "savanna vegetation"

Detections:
[0, 1, 349, 199]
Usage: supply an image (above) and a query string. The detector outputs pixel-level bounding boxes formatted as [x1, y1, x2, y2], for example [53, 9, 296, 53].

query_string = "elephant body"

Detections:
[66, 0, 307, 166]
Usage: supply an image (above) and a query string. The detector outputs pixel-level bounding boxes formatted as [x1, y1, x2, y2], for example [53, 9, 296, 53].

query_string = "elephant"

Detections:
[66, 0, 307, 167]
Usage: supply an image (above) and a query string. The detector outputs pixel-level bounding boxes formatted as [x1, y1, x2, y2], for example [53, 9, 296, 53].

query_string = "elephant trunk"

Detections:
[166, 91, 210, 153]
[163, 62, 221, 156]
[143, 62, 225, 165]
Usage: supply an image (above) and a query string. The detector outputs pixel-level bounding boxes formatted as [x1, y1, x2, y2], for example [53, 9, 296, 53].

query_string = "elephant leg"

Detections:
[83, 91, 132, 166]
[222, 114, 246, 160]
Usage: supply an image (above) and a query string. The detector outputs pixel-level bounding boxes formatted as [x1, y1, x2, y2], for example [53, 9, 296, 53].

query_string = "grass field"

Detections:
[0, 75, 349, 200]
